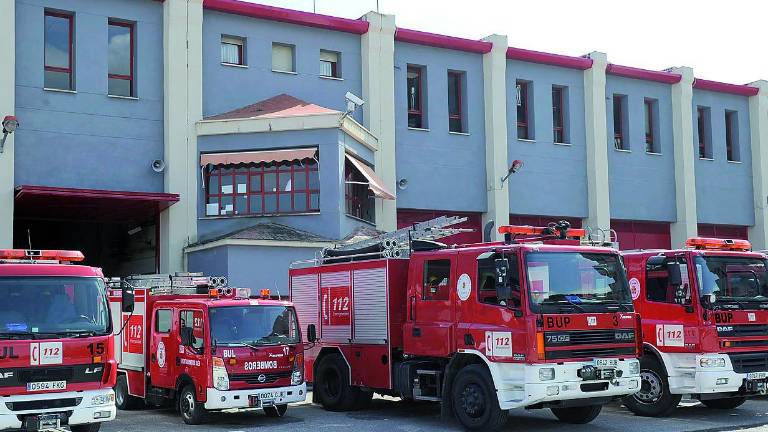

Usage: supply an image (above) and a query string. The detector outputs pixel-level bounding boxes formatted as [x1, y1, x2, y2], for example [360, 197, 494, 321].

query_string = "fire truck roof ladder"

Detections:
[107, 273, 229, 296]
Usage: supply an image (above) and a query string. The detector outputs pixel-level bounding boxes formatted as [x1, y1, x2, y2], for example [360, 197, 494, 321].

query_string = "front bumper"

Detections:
[665, 353, 768, 395]
[204, 383, 307, 410]
[491, 359, 641, 410]
[0, 388, 116, 431]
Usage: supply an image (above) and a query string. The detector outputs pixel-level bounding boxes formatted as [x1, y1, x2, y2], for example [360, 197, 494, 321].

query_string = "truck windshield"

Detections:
[526, 252, 632, 313]
[210, 306, 300, 347]
[0, 277, 110, 336]
[695, 256, 768, 308]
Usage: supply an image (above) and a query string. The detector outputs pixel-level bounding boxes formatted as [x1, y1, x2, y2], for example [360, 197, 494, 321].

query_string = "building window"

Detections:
[272, 43, 295, 73]
[205, 158, 319, 217]
[447, 71, 465, 133]
[552, 86, 567, 143]
[644, 98, 659, 153]
[407, 65, 425, 129]
[44, 10, 74, 90]
[107, 20, 134, 97]
[345, 158, 375, 223]
[725, 110, 739, 162]
[319, 50, 340, 78]
[697, 106, 712, 159]
[613, 95, 628, 150]
[516, 80, 532, 140]
[221, 35, 245, 66]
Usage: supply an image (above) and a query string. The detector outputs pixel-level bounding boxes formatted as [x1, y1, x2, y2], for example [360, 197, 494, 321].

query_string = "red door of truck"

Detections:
[404, 253, 457, 357]
[149, 307, 177, 389]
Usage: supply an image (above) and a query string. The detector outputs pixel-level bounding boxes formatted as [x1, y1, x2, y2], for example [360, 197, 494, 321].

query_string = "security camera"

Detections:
[151, 159, 166, 173]
[345, 92, 365, 114]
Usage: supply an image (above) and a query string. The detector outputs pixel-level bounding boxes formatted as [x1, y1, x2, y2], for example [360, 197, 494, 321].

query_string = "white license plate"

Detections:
[258, 391, 286, 400]
[594, 358, 619, 368]
[38, 414, 61, 429]
[27, 381, 66, 391]
[748, 372, 768, 380]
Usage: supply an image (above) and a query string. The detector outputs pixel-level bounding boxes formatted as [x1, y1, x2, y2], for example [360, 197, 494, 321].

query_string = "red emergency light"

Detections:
[0, 249, 85, 263]
[498, 225, 586, 238]
[686, 237, 751, 251]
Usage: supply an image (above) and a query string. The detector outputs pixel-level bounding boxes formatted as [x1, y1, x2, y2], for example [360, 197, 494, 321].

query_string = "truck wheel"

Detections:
[551, 405, 602, 424]
[70, 424, 101, 432]
[451, 365, 508, 431]
[700, 396, 747, 409]
[264, 404, 288, 417]
[315, 353, 360, 411]
[622, 356, 681, 417]
[179, 384, 208, 425]
[115, 375, 142, 410]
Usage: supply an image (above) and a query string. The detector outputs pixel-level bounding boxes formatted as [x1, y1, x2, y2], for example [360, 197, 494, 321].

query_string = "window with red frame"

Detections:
[44, 10, 74, 90]
[516, 80, 531, 140]
[407, 65, 425, 128]
[725, 110, 739, 161]
[345, 158, 375, 223]
[108, 20, 135, 97]
[552, 86, 566, 143]
[613, 95, 627, 150]
[448, 71, 464, 133]
[205, 159, 319, 217]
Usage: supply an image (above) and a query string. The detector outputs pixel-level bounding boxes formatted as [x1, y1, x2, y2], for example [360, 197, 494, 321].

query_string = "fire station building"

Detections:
[1, 0, 767, 294]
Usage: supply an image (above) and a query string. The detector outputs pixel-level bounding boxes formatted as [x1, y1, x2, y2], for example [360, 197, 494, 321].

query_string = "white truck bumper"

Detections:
[204, 383, 307, 410]
[0, 388, 116, 431]
[663, 352, 767, 395]
[490, 359, 641, 410]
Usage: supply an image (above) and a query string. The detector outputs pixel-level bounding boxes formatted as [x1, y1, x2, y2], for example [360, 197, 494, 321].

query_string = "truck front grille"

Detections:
[5, 397, 81, 412]
[717, 324, 768, 338]
[229, 371, 292, 385]
[543, 329, 636, 360]
[729, 352, 768, 373]
[545, 346, 636, 360]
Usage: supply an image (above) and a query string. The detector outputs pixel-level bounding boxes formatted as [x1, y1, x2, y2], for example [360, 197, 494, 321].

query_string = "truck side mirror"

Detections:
[181, 326, 194, 347]
[121, 282, 135, 313]
[667, 262, 683, 287]
[495, 258, 512, 301]
[306, 324, 317, 343]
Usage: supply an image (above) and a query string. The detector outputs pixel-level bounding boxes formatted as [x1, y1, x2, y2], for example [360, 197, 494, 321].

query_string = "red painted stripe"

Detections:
[606, 64, 682, 84]
[394, 28, 492, 54]
[202, 0, 369, 35]
[506, 47, 593, 70]
[693, 78, 759, 97]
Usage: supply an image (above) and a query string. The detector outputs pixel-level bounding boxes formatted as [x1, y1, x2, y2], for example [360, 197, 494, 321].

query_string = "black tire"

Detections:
[451, 364, 508, 431]
[622, 356, 681, 417]
[551, 405, 602, 424]
[115, 375, 142, 410]
[700, 396, 747, 410]
[264, 404, 288, 417]
[314, 353, 360, 411]
[70, 424, 101, 432]
[179, 384, 208, 425]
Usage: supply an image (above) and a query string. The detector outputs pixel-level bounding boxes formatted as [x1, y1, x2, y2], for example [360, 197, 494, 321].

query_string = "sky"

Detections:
[246, 0, 767, 85]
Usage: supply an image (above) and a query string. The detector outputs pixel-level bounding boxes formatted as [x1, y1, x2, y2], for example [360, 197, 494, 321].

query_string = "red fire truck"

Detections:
[0, 249, 116, 432]
[108, 274, 306, 425]
[622, 237, 768, 416]
[290, 218, 642, 430]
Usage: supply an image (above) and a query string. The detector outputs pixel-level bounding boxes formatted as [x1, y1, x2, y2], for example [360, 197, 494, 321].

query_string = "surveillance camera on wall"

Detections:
[152, 159, 166, 173]
[345, 92, 365, 113]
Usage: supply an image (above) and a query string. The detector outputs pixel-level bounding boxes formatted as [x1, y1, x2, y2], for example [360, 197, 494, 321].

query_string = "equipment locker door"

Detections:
[404, 254, 456, 357]
[149, 308, 176, 389]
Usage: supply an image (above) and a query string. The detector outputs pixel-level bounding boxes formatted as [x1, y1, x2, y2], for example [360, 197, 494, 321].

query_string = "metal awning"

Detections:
[344, 154, 395, 200]
[14, 185, 179, 223]
[200, 147, 317, 166]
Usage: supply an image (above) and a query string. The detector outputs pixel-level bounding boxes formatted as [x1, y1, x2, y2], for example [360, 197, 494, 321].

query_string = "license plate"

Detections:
[258, 391, 286, 400]
[38, 414, 61, 429]
[27, 381, 66, 391]
[594, 358, 619, 368]
[748, 372, 768, 380]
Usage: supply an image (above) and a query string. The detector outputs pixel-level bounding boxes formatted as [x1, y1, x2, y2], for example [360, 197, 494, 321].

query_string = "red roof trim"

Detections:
[506, 47, 593, 70]
[606, 64, 682, 84]
[15, 185, 180, 203]
[202, 0, 369, 35]
[693, 78, 759, 97]
[394, 28, 492, 54]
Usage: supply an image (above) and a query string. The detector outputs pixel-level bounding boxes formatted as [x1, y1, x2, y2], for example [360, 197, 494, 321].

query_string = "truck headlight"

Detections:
[629, 360, 640, 375]
[539, 368, 555, 381]
[212, 357, 230, 391]
[699, 357, 726, 368]
[91, 393, 115, 406]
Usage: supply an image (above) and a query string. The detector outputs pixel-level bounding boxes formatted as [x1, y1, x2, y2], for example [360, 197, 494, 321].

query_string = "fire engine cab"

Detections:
[290, 218, 642, 431]
[0, 249, 116, 432]
[622, 237, 768, 416]
[108, 274, 306, 425]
